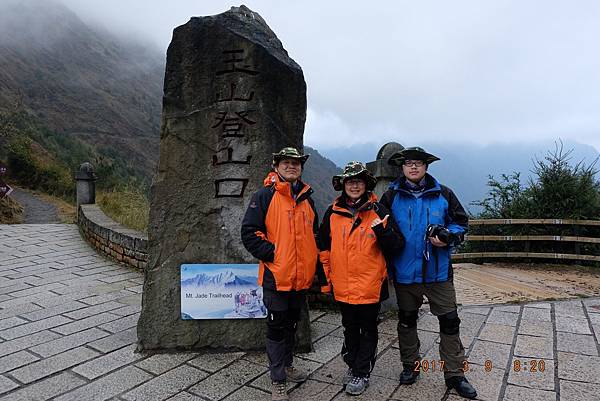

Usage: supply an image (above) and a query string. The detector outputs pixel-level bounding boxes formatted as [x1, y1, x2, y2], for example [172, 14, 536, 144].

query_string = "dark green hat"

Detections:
[388, 146, 440, 166]
[332, 161, 377, 191]
[272, 147, 309, 164]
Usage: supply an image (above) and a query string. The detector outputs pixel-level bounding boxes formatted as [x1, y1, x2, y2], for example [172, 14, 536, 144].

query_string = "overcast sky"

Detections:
[60, 0, 600, 152]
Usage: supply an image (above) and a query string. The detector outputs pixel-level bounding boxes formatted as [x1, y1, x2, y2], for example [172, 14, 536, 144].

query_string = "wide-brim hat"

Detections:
[388, 146, 440, 166]
[332, 161, 377, 191]
[272, 147, 309, 164]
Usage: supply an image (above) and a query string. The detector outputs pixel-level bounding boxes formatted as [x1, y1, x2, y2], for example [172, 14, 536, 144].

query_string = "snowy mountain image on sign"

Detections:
[180, 264, 266, 320]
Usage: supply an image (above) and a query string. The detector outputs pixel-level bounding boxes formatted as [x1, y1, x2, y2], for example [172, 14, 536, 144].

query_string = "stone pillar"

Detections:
[367, 142, 403, 311]
[138, 6, 310, 351]
[75, 162, 97, 209]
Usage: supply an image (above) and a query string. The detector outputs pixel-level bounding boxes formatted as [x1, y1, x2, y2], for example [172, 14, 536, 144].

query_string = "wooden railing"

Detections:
[452, 219, 600, 263]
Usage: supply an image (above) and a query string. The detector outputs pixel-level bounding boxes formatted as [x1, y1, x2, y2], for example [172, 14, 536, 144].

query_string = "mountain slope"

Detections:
[0, 0, 163, 179]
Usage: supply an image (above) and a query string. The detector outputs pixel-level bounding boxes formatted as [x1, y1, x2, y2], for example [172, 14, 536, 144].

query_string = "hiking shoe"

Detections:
[399, 364, 420, 385]
[446, 376, 477, 399]
[345, 375, 370, 395]
[285, 365, 308, 383]
[271, 381, 288, 401]
[342, 368, 353, 386]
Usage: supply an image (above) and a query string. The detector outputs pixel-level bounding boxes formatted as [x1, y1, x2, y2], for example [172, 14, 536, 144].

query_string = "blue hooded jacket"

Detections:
[380, 174, 468, 284]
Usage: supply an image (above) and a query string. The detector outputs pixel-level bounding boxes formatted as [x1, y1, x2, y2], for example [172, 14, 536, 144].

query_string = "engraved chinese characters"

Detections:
[212, 49, 256, 198]
[138, 6, 309, 351]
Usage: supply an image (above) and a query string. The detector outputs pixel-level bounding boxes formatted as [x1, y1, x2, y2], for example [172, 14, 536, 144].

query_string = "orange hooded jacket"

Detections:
[241, 172, 319, 291]
[319, 193, 404, 304]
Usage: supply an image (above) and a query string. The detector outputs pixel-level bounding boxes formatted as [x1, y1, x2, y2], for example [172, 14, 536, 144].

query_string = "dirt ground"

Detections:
[453, 262, 600, 305]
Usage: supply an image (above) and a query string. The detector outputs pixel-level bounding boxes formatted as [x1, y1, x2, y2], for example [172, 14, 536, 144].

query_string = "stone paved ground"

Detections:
[1, 224, 600, 401]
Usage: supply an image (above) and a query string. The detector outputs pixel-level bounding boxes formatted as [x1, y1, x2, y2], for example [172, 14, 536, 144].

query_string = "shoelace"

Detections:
[275, 382, 286, 395]
[350, 376, 362, 385]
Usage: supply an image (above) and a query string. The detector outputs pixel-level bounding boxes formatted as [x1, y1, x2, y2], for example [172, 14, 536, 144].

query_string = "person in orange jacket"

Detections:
[319, 161, 404, 395]
[241, 147, 319, 401]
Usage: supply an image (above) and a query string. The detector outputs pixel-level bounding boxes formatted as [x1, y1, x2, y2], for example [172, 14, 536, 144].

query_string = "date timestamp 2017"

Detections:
[414, 360, 495, 373]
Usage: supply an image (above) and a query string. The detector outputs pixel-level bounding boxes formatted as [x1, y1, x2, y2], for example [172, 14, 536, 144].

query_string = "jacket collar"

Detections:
[332, 192, 378, 215]
[389, 173, 441, 195]
[263, 171, 312, 201]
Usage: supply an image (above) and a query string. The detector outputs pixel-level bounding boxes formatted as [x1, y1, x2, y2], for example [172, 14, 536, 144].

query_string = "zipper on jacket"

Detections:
[408, 207, 412, 230]
[342, 226, 347, 250]
[427, 207, 430, 226]
[302, 211, 307, 235]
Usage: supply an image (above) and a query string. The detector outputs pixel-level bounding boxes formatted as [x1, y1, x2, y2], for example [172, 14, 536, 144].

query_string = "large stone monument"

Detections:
[138, 6, 311, 351]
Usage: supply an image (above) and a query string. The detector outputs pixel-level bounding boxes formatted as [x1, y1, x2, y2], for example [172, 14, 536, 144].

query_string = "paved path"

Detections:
[0, 224, 599, 400]
[9, 189, 60, 223]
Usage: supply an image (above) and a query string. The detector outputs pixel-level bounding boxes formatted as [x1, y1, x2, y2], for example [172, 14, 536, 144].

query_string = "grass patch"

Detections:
[97, 186, 149, 233]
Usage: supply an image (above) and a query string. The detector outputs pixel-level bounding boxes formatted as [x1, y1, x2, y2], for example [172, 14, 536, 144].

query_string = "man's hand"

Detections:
[429, 236, 447, 247]
[371, 214, 389, 228]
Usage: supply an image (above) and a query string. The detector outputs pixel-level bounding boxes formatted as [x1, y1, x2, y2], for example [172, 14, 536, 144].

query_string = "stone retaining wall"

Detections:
[78, 204, 148, 270]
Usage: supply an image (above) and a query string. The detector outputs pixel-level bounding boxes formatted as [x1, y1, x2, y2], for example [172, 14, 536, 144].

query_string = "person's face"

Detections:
[344, 178, 366, 200]
[402, 159, 427, 183]
[275, 158, 302, 183]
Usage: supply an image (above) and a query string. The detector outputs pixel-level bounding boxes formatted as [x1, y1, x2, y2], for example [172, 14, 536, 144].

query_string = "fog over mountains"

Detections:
[1, 0, 598, 215]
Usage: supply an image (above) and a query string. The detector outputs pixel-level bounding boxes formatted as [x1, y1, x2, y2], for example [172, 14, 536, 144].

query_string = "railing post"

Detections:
[74, 162, 97, 212]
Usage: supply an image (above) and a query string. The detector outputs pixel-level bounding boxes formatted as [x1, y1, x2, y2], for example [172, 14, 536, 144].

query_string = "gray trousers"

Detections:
[395, 281, 466, 379]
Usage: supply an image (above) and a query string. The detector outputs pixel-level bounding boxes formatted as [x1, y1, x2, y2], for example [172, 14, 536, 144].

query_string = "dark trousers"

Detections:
[339, 302, 381, 378]
[395, 281, 465, 379]
[263, 289, 305, 382]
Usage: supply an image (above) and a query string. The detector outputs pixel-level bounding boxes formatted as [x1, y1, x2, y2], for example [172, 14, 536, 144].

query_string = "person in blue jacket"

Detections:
[380, 147, 477, 399]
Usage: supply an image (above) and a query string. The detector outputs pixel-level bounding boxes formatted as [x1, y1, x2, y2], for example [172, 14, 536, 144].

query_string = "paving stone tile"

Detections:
[416, 313, 439, 332]
[110, 304, 141, 317]
[98, 313, 139, 333]
[87, 327, 137, 353]
[477, 323, 515, 344]
[0, 350, 39, 374]
[556, 332, 598, 356]
[452, 366, 503, 401]
[136, 352, 198, 375]
[467, 340, 512, 368]
[0, 317, 27, 331]
[558, 352, 600, 384]
[518, 319, 553, 338]
[10, 346, 100, 384]
[555, 316, 592, 334]
[189, 360, 267, 400]
[62, 301, 124, 320]
[188, 351, 245, 373]
[495, 305, 521, 313]
[377, 316, 398, 336]
[0, 372, 86, 401]
[503, 385, 556, 401]
[72, 344, 143, 379]
[0, 329, 63, 357]
[0, 375, 19, 395]
[19, 301, 88, 321]
[371, 348, 402, 380]
[51, 312, 120, 335]
[487, 309, 519, 326]
[554, 301, 585, 318]
[300, 335, 343, 363]
[317, 312, 342, 326]
[311, 321, 339, 341]
[289, 379, 341, 400]
[241, 351, 269, 367]
[165, 392, 206, 401]
[0, 315, 73, 340]
[508, 357, 555, 390]
[122, 363, 212, 401]
[310, 355, 347, 384]
[514, 335, 554, 359]
[55, 366, 152, 401]
[559, 379, 600, 401]
[29, 327, 109, 357]
[461, 306, 491, 315]
[522, 307, 552, 322]
[79, 289, 138, 306]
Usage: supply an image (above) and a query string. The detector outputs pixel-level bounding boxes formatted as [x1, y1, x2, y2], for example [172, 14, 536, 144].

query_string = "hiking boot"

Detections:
[345, 375, 369, 395]
[285, 365, 307, 383]
[342, 368, 353, 386]
[271, 381, 288, 401]
[446, 376, 477, 399]
[399, 364, 420, 385]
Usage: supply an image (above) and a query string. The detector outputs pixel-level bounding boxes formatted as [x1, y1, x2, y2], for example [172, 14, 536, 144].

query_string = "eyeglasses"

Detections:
[403, 160, 425, 167]
[345, 179, 366, 186]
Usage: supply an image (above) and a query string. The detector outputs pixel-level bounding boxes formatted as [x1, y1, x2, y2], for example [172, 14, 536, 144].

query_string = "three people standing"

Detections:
[241, 146, 477, 400]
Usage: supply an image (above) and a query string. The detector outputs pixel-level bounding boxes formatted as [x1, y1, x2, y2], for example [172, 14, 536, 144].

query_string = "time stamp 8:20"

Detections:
[414, 359, 547, 373]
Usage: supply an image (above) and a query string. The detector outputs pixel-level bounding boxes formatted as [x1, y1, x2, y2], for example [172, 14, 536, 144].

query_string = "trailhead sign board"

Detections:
[180, 264, 267, 320]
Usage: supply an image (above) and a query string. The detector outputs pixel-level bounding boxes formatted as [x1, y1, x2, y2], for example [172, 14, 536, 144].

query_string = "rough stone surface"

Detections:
[137, 5, 310, 351]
